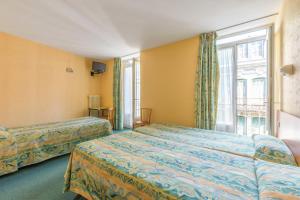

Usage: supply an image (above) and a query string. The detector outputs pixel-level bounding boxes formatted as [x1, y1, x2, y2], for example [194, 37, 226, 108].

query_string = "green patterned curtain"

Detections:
[113, 58, 123, 130]
[195, 32, 220, 130]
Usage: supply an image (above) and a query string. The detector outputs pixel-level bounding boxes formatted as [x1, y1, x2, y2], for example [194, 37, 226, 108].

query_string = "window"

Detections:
[122, 54, 140, 128]
[216, 27, 271, 136]
[238, 40, 266, 61]
[252, 78, 267, 105]
[238, 44, 248, 60]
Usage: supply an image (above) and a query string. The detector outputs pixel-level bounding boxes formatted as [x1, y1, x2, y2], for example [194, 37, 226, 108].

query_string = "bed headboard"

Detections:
[277, 111, 300, 165]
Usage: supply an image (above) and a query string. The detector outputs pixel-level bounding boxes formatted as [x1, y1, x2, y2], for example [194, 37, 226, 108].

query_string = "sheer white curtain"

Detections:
[122, 57, 141, 128]
[123, 60, 133, 128]
[216, 48, 235, 132]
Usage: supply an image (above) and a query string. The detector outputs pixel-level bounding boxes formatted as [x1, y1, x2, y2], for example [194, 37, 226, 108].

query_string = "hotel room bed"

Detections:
[135, 124, 297, 166]
[64, 131, 300, 200]
[135, 124, 255, 157]
[0, 117, 112, 176]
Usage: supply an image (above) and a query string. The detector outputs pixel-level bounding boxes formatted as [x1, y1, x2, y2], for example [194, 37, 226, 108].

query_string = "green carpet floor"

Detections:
[0, 129, 131, 200]
[0, 155, 76, 200]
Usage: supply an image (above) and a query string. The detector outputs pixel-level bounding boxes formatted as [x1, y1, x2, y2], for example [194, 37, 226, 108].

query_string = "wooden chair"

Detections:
[133, 108, 152, 128]
[101, 108, 114, 129]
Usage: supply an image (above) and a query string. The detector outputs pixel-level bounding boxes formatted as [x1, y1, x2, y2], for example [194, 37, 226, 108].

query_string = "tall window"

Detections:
[122, 54, 140, 128]
[216, 28, 271, 136]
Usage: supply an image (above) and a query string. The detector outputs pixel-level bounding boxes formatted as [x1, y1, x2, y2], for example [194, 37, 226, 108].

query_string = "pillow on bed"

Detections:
[255, 160, 300, 199]
[253, 134, 297, 166]
[0, 126, 6, 131]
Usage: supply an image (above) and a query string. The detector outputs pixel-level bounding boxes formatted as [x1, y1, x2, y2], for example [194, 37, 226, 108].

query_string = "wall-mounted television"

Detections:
[91, 61, 106, 76]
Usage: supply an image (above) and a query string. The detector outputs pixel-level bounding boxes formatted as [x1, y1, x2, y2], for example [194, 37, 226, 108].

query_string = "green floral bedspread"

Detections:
[135, 124, 255, 157]
[64, 131, 259, 200]
[0, 117, 112, 176]
[64, 131, 300, 200]
[0, 130, 18, 176]
[255, 160, 300, 199]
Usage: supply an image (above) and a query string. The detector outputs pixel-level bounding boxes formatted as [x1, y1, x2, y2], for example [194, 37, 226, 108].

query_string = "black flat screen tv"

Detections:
[91, 62, 106, 75]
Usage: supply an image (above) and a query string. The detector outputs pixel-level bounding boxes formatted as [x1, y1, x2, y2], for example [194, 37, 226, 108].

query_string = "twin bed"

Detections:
[64, 112, 300, 200]
[0, 117, 112, 176]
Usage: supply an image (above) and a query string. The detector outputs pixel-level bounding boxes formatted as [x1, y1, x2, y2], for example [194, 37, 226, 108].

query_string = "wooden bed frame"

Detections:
[277, 111, 300, 165]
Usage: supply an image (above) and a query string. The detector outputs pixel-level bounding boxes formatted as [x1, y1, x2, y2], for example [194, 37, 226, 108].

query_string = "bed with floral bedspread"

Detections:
[0, 117, 112, 176]
[134, 124, 298, 166]
[64, 131, 300, 200]
[135, 123, 255, 157]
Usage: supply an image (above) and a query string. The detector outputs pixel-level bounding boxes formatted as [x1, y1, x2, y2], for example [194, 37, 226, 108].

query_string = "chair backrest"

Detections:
[88, 95, 100, 109]
[141, 108, 152, 124]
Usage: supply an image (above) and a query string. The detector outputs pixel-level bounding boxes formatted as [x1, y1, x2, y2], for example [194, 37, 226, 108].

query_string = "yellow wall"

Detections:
[99, 59, 114, 108]
[0, 32, 101, 127]
[277, 0, 300, 116]
[141, 37, 199, 127]
[99, 37, 198, 127]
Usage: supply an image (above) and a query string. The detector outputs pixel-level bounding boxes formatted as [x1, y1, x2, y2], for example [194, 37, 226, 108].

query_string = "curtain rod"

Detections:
[216, 13, 278, 32]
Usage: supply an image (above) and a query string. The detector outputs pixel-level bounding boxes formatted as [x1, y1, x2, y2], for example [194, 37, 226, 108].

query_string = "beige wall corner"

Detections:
[0, 32, 101, 127]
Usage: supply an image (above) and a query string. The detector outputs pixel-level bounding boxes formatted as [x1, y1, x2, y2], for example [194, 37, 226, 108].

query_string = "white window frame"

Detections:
[217, 25, 273, 135]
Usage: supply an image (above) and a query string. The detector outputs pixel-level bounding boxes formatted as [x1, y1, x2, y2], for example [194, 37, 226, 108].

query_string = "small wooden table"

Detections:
[88, 107, 109, 118]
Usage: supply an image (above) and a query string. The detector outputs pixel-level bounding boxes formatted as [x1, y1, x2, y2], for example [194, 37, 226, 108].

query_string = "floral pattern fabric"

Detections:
[113, 57, 123, 130]
[0, 130, 18, 176]
[135, 123, 255, 157]
[0, 117, 112, 176]
[195, 32, 220, 130]
[253, 134, 297, 166]
[64, 131, 258, 200]
[255, 160, 300, 199]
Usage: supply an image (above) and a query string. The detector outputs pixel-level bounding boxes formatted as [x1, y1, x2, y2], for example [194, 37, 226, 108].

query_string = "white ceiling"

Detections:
[0, 0, 282, 60]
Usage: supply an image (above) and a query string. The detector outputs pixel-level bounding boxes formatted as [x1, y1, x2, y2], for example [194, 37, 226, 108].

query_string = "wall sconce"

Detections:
[66, 67, 74, 73]
[280, 64, 294, 76]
